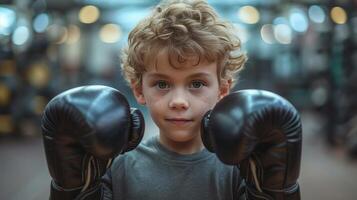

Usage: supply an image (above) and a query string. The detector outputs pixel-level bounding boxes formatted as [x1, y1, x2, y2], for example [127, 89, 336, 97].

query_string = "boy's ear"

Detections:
[218, 79, 232, 100]
[131, 81, 146, 105]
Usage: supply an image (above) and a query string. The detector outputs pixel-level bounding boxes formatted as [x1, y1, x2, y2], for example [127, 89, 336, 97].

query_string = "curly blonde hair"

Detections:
[121, 0, 247, 86]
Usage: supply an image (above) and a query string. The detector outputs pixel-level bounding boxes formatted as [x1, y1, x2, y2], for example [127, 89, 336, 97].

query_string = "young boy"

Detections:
[42, 1, 302, 199]
[101, 0, 247, 199]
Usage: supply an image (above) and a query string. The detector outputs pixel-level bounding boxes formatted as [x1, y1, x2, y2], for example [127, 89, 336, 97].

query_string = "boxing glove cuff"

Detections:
[50, 180, 83, 200]
[245, 181, 300, 200]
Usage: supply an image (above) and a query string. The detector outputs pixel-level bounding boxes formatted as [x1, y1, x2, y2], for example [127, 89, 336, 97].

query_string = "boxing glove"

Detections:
[41, 85, 144, 200]
[201, 90, 302, 200]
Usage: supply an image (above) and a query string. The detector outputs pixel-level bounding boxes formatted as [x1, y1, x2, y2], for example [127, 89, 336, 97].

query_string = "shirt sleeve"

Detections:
[100, 167, 114, 200]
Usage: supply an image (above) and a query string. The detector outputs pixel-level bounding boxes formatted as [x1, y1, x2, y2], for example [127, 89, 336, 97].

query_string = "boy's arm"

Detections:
[202, 90, 302, 200]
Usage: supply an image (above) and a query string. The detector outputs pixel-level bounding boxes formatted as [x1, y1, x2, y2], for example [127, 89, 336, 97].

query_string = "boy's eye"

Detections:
[156, 81, 170, 89]
[189, 81, 205, 89]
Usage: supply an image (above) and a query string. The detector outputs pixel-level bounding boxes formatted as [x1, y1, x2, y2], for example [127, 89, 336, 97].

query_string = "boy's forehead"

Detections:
[142, 49, 220, 82]
[146, 49, 214, 71]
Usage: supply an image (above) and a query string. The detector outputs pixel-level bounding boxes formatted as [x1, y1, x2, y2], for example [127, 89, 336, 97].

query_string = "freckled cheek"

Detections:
[142, 87, 165, 103]
[196, 88, 220, 104]
[145, 100, 166, 125]
[145, 92, 168, 114]
[148, 93, 167, 106]
[192, 96, 218, 118]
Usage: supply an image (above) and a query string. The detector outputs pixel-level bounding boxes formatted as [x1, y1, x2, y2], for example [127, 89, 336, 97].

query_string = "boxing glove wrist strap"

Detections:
[51, 175, 103, 200]
[249, 158, 299, 194]
[50, 181, 83, 200]
[81, 156, 113, 192]
[75, 183, 103, 200]
[262, 182, 299, 193]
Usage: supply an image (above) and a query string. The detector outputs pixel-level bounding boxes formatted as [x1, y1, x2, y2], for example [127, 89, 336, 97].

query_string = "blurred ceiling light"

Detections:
[27, 63, 50, 88]
[331, 6, 347, 24]
[273, 17, 289, 25]
[233, 23, 249, 43]
[12, 26, 30, 45]
[238, 6, 260, 24]
[308, 5, 325, 23]
[274, 24, 292, 44]
[289, 9, 308, 33]
[79, 5, 100, 24]
[0, 7, 16, 36]
[66, 25, 80, 44]
[99, 23, 122, 43]
[33, 13, 50, 33]
[260, 24, 275, 44]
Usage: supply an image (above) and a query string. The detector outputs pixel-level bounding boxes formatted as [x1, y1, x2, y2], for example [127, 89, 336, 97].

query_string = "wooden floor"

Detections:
[0, 112, 356, 200]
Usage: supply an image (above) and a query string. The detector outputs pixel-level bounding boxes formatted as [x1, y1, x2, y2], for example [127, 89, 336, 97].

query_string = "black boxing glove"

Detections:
[201, 90, 302, 200]
[41, 85, 144, 200]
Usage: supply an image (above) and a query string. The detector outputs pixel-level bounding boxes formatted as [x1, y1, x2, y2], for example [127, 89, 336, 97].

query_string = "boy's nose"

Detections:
[168, 89, 189, 110]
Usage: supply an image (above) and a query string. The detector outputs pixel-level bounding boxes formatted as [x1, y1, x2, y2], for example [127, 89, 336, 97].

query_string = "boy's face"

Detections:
[132, 50, 230, 146]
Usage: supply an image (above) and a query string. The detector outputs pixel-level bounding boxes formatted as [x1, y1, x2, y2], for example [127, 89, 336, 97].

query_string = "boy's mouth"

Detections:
[165, 118, 194, 125]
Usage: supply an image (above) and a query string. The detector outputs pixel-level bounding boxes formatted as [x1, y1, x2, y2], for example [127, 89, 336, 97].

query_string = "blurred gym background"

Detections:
[0, 0, 356, 199]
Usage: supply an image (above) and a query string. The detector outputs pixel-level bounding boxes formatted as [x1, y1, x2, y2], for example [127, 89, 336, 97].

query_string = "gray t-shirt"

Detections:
[101, 136, 245, 200]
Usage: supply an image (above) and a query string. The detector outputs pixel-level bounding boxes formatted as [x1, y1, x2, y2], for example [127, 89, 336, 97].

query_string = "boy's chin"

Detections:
[161, 131, 200, 143]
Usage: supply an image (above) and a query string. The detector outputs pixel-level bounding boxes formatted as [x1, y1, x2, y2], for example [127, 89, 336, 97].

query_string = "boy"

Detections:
[42, 0, 302, 199]
[103, 0, 247, 199]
